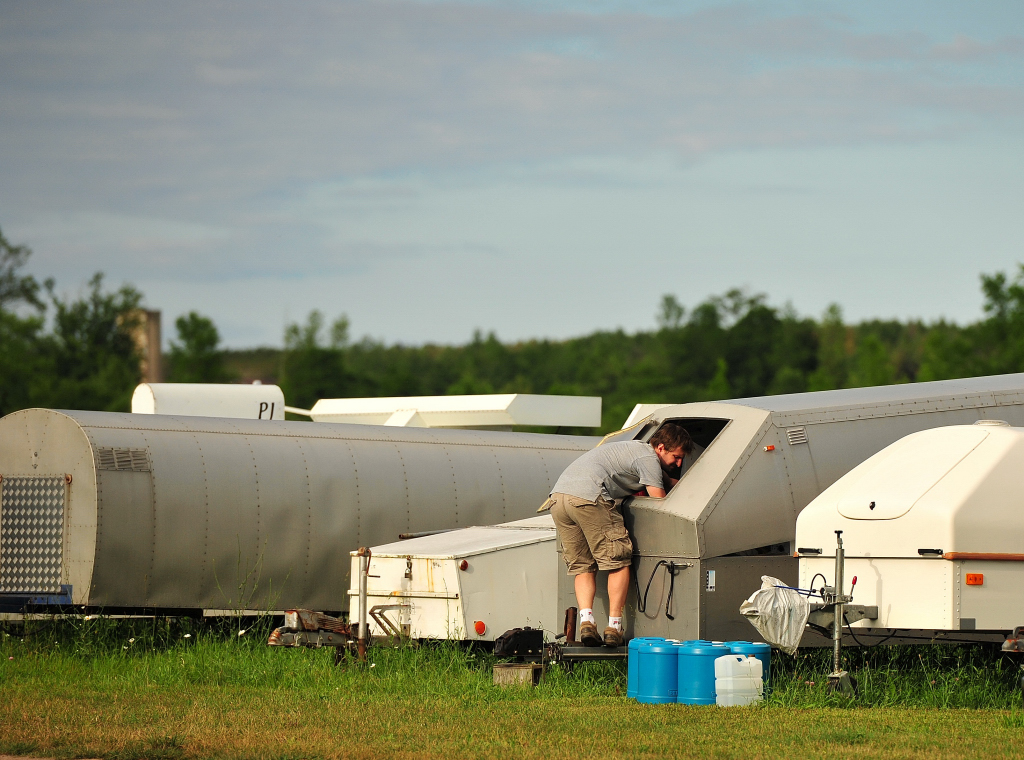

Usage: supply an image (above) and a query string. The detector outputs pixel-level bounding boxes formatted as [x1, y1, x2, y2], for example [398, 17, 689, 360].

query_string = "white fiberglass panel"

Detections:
[837, 427, 988, 520]
[369, 522, 555, 559]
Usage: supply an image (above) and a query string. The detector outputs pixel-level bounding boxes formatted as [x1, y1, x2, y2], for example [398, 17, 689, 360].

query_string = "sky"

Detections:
[1, 1, 1023, 347]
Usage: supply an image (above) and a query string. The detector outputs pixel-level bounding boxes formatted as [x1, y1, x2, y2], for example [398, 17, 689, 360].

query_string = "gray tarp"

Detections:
[739, 575, 810, 656]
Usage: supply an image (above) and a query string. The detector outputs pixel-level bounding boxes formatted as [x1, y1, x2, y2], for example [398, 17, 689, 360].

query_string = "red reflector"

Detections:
[474, 620, 486, 635]
[763, 445, 775, 452]
[966, 573, 984, 586]
[459, 560, 469, 571]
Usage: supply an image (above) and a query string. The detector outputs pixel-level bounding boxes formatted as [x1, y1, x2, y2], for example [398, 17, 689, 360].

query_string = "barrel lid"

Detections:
[641, 642, 683, 653]
[729, 641, 770, 652]
[628, 637, 664, 647]
[679, 643, 728, 654]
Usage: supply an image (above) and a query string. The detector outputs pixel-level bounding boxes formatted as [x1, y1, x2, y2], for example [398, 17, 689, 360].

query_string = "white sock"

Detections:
[609, 616, 623, 632]
[580, 608, 595, 624]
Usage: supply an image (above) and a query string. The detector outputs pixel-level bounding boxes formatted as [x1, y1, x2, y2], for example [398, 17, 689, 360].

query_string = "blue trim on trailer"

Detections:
[0, 584, 73, 611]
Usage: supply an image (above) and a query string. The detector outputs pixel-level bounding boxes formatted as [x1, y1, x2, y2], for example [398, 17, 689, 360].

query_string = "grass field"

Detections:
[3, 617, 1024, 760]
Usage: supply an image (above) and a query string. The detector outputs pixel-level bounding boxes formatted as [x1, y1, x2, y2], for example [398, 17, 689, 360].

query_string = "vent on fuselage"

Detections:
[786, 427, 808, 446]
[96, 447, 151, 472]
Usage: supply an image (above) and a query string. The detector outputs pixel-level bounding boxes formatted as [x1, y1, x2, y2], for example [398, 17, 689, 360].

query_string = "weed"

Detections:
[103, 736, 185, 760]
[0, 741, 39, 755]
[1001, 712, 1024, 729]
[819, 728, 870, 745]
[766, 643, 1021, 709]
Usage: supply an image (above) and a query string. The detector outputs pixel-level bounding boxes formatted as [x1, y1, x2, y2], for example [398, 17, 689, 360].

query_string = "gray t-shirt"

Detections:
[551, 440, 665, 503]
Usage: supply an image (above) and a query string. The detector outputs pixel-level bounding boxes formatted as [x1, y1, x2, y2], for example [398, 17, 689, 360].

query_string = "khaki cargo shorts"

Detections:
[548, 492, 633, 575]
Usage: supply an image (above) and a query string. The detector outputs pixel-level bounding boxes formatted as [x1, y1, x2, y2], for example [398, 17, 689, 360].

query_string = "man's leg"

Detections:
[574, 571, 596, 611]
[550, 494, 601, 646]
[607, 566, 629, 618]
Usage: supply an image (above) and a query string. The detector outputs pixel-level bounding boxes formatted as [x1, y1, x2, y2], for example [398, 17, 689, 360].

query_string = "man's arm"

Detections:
[636, 451, 668, 498]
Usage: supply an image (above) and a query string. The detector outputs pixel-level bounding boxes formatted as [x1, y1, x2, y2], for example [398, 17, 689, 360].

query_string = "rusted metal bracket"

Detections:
[369, 603, 411, 637]
[267, 609, 355, 657]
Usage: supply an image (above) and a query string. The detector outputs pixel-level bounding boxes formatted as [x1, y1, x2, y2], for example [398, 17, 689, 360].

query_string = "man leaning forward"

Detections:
[543, 423, 692, 647]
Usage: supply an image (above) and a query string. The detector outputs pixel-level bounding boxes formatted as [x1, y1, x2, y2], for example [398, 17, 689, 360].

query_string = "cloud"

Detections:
[2, 1, 1024, 345]
[3, 1, 1022, 213]
[931, 34, 1024, 61]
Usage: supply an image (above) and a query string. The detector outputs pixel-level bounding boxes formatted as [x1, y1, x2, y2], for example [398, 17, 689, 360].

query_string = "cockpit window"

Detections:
[640, 417, 729, 491]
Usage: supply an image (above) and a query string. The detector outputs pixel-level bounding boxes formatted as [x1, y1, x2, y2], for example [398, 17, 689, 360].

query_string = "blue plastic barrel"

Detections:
[677, 642, 728, 704]
[637, 641, 681, 704]
[627, 638, 663, 699]
[727, 641, 771, 686]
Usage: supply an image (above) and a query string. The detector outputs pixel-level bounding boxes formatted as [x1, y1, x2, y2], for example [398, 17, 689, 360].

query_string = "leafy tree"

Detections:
[705, 357, 732, 399]
[279, 311, 351, 409]
[978, 266, 1024, 373]
[0, 308, 51, 417]
[167, 311, 232, 383]
[657, 294, 685, 330]
[44, 273, 144, 412]
[0, 228, 52, 416]
[8, 217, 1024, 434]
[0, 226, 45, 310]
[917, 321, 980, 381]
[807, 304, 849, 391]
[847, 334, 897, 388]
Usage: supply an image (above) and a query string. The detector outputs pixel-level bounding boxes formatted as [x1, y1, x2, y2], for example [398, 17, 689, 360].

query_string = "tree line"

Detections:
[3, 226, 1024, 433]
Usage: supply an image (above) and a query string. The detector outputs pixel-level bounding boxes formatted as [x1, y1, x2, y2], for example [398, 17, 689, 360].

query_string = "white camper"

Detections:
[349, 516, 559, 640]
[796, 421, 1024, 632]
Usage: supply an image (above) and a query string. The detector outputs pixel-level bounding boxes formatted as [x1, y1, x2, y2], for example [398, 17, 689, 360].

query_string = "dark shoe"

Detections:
[603, 626, 624, 648]
[579, 621, 601, 647]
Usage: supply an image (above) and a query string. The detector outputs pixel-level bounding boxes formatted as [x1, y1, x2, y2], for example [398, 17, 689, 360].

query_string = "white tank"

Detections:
[132, 383, 285, 420]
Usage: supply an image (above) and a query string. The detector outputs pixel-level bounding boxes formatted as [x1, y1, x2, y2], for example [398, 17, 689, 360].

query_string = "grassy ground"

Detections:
[3, 618, 1024, 759]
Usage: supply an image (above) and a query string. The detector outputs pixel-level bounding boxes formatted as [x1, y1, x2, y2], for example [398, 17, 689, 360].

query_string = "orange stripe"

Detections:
[944, 552, 1024, 561]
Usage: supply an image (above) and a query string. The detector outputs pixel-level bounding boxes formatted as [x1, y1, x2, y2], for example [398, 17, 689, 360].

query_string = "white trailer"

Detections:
[796, 420, 1024, 634]
[349, 516, 560, 640]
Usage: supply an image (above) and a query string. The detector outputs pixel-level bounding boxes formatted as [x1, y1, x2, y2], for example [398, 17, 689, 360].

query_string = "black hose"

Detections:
[665, 562, 680, 621]
[634, 560, 681, 619]
[635, 560, 667, 614]
[844, 613, 900, 648]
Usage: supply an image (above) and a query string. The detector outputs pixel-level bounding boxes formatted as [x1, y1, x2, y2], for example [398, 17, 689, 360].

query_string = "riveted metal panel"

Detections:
[0, 409, 597, 611]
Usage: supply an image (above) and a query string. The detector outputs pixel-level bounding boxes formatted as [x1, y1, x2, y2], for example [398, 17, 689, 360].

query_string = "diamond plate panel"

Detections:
[1, 476, 65, 593]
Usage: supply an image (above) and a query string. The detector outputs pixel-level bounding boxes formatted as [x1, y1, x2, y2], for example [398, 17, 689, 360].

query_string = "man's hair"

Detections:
[649, 422, 693, 454]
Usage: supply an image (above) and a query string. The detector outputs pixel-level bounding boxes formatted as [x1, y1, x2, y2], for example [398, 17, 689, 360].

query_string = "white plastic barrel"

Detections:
[714, 654, 763, 707]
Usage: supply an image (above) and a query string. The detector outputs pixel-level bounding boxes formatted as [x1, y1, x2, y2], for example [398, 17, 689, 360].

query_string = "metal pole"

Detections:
[357, 546, 369, 662]
[832, 530, 844, 674]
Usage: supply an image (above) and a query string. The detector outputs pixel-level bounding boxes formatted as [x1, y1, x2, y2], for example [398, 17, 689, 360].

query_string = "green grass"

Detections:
[768, 643, 1022, 709]
[3, 617, 1024, 759]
